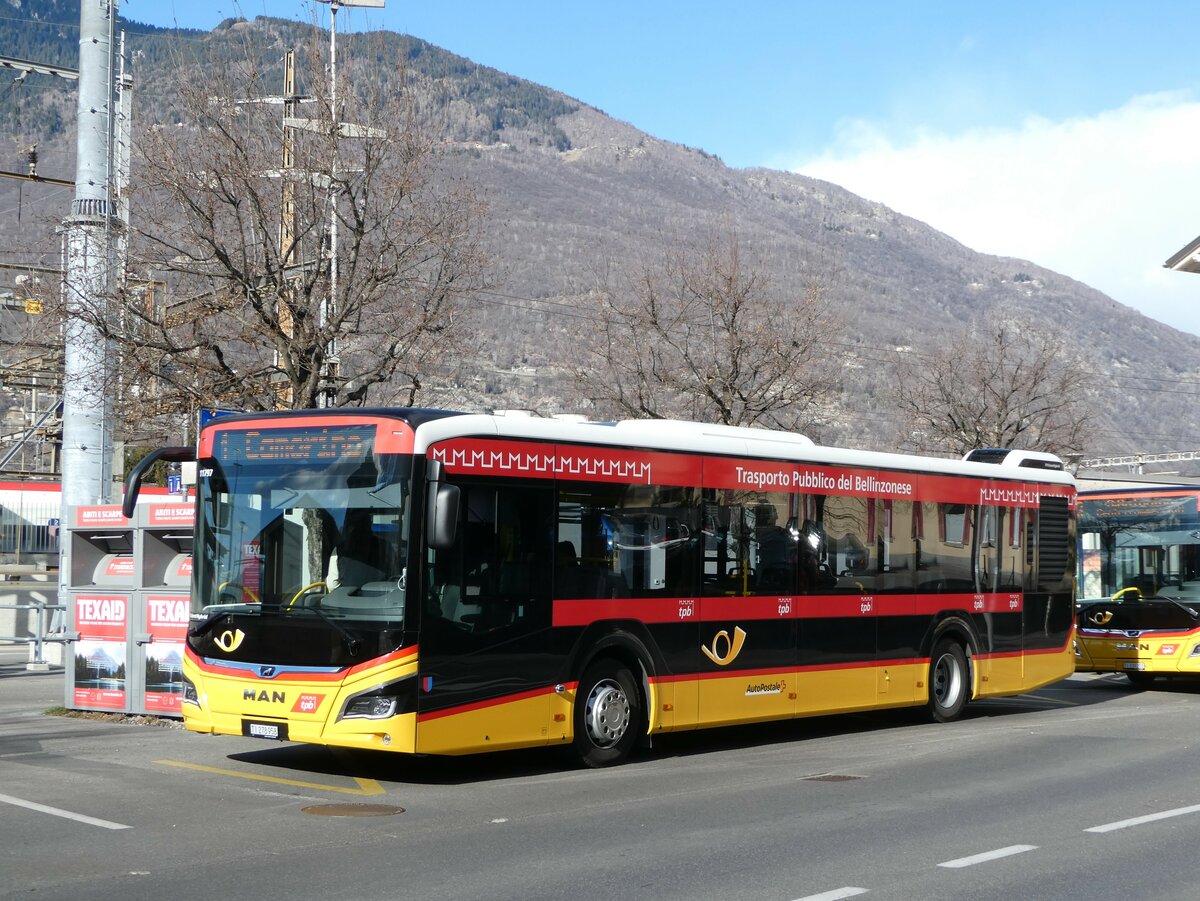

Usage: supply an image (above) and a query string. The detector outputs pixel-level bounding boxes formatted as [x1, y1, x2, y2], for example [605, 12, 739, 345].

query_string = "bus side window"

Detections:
[428, 480, 553, 635]
[879, 499, 916, 593]
[701, 489, 802, 598]
[921, 503, 973, 592]
[820, 495, 874, 594]
[558, 481, 698, 599]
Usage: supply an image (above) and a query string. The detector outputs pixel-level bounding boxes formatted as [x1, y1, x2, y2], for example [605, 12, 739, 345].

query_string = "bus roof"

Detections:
[411, 412, 1076, 488]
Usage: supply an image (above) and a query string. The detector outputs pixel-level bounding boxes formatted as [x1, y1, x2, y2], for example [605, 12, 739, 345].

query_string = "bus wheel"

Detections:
[573, 658, 641, 768]
[928, 639, 968, 723]
[1126, 672, 1157, 689]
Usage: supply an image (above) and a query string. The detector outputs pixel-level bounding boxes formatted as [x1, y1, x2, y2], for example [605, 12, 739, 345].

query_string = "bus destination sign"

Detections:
[216, 425, 375, 463]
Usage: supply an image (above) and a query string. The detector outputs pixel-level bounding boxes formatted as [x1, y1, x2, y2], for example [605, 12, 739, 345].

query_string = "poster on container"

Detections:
[73, 506, 129, 528]
[143, 595, 189, 714]
[73, 594, 128, 711]
[147, 504, 194, 528]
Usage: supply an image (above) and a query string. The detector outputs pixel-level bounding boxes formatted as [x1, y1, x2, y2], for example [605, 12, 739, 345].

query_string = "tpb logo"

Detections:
[291, 693, 324, 714]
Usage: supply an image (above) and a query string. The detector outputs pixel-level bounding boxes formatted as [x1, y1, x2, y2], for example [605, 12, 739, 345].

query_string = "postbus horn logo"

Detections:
[215, 628, 246, 653]
[701, 627, 747, 666]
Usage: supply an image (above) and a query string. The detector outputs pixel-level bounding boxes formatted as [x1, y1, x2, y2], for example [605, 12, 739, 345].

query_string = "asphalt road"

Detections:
[3, 655, 1200, 901]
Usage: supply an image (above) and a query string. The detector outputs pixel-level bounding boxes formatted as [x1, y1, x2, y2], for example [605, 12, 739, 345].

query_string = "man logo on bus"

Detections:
[701, 627, 747, 666]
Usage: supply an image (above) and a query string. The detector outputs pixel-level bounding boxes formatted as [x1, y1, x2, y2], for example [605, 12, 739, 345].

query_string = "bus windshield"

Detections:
[194, 424, 412, 624]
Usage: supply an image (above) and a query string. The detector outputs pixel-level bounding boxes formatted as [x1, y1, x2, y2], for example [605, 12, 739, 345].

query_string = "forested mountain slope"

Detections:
[3, 3, 1197, 459]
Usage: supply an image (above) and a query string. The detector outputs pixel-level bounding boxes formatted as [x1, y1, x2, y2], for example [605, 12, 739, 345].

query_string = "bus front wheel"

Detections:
[573, 658, 641, 768]
[1126, 671, 1157, 689]
[928, 639, 968, 723]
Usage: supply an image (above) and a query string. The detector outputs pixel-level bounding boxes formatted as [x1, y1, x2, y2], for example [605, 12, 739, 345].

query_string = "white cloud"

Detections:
[790, 92, 1200, 337]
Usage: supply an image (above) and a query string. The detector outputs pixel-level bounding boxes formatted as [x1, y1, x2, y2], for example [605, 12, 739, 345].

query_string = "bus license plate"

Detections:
[242, 720, 289, 741]
[1122, 662, 1147, 671]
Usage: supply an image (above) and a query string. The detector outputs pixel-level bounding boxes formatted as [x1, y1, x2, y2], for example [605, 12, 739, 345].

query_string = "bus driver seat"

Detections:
[327, 514, 386, 591]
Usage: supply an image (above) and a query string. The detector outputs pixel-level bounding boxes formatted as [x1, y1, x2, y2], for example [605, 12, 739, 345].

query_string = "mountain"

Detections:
[3, 3, 1199, 466]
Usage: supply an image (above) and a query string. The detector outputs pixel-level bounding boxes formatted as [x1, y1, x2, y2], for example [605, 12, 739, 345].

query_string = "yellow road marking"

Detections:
[155, 759, 385, 796]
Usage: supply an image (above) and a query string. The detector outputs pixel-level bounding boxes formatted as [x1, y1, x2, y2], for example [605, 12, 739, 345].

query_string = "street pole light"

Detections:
[315, 0, 385, 408]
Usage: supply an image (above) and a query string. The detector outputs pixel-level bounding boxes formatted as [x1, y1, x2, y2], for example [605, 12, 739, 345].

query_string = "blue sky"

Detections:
[123, 0, 1200, 337]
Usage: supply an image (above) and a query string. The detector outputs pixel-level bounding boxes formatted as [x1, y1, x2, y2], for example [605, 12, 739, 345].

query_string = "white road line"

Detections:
[0, 791, 131, 831]
[790, 889, 868, 901]
[938, 844, 1037, 869]
[1086, 803, 1200, 834]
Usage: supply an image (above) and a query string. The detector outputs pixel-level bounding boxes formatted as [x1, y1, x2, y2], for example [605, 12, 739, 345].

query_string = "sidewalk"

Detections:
[0, 644, 66, 716]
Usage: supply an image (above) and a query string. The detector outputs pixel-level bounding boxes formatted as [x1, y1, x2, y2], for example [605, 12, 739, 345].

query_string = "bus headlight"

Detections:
[342, 695, 398, 720]
[338, 676, 416, 721]
[182, 675, 200, 707]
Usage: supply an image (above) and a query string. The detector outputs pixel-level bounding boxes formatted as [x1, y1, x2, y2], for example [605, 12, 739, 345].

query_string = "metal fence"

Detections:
[0, 491, 59, 562]
[0, 600, 67, 667]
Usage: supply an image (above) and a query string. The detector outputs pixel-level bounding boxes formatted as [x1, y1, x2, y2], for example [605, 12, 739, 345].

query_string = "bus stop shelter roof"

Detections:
[1164, 234, 1200, 273]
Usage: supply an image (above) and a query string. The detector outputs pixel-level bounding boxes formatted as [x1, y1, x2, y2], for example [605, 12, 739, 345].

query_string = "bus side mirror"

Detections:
[123, 446, 195, 518]
[428, 483, 460, 551]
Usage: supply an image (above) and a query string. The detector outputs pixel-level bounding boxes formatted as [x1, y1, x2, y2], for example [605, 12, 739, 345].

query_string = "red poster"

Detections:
[74, 505, 129, 528]
[73, 594, 128, 711]
[147, 504, 195, 527]
[144, 595, 189, 714]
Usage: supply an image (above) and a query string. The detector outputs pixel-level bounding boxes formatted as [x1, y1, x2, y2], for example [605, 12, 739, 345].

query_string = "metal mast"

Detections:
[316, 0, 385, 407]
[60, 0, 122, 510]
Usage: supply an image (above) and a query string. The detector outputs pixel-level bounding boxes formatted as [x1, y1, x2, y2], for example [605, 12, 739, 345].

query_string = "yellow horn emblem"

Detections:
[701, 626, 747, 666]
[1089, 610, 1114, 626]
[214, 628, 245, 653]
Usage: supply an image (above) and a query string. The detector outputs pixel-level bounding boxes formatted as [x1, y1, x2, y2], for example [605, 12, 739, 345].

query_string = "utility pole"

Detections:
[277, 48, 298, 408]
[315, 0, 385, 407]
[60, 0, 122, 507]
[236, 50, 316, 408]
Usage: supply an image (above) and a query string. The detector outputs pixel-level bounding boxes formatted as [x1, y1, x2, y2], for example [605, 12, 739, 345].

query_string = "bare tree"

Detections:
[575, 231, 841, 430]
[58, 24, 490, 434]
[0, 270, 63, 473]
[893, 316, 1093, 456]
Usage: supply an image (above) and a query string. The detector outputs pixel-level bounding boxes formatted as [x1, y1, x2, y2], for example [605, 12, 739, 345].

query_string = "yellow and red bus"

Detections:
[1076, 486, 1200, 687]
[125, 410, 1076, 766]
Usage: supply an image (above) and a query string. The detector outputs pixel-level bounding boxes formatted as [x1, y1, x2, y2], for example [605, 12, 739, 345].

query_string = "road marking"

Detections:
[0, 791, 131, 830]
[155, 759, 385, 796]
[938, 845, 1037, 868]
[790, 889, 868, 901]
[1086, 803, 1200, 833]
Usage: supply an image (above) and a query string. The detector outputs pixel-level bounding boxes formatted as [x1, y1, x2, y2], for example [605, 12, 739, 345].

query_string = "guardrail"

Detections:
[0, 601, 67, 669]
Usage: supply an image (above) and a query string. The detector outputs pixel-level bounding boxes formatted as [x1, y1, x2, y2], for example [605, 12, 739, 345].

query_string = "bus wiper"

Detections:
[189, 604, 260, 638]
[1155, 593, 1200, 620]
[284, 603, 361, 656]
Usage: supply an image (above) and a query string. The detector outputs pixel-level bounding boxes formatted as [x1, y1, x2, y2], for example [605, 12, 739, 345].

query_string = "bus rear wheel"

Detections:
[573, 658, 642, 768]
[928, 639, 968, 723]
